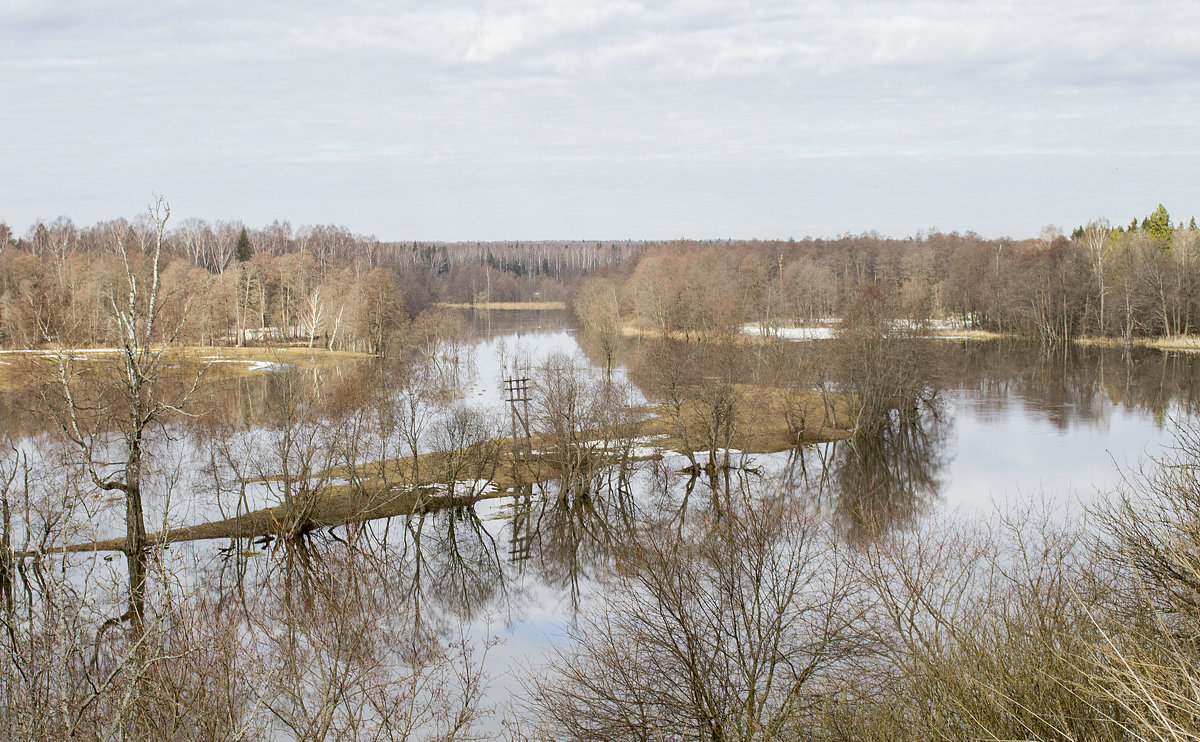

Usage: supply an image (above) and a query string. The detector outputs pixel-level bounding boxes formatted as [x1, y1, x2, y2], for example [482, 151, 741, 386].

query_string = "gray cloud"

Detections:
[2, 0, 1198, 239]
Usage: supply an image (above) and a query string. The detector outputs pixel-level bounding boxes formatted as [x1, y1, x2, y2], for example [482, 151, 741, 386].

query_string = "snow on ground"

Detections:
[199, 356, 294, 372]
[743, 317, 974, 342]
[245, 360, 287, 372]
[742, 324, 836, 340]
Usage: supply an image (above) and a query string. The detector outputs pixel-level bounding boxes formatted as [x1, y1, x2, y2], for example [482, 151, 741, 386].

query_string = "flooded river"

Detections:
[4, 308, 1198, 731]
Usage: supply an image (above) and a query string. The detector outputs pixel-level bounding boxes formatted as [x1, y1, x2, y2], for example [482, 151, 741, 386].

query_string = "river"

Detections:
[3, 308, 1197, 733]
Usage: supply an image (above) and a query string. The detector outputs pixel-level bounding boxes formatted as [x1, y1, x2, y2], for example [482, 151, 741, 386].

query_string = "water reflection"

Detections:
[945, 341, 1200, 426]
[210, 503, 505, 628]
[8, 317, 1200, 638]
[830, 410, 948, 543]
[464, 307, 572, 339]
[191, 531, 492, 739]
[510, 432, 642, 610]
[4, 327, 1197, 444]
[405, 507, 504, 621]
[15, 311, 1200, 738]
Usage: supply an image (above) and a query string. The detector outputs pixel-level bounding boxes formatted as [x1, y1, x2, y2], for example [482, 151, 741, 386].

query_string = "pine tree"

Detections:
[236, 227, 253, 262]
[1145, 204, 1173, 243]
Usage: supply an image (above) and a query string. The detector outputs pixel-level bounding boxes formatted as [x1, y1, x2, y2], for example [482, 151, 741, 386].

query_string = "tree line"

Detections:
[3, 204, 1198, 352]
[577, 204, 1200, 344]
[0, 214, 635, 352]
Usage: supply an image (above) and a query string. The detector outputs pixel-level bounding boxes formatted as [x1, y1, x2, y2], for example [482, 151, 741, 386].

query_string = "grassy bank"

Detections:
[1073, 333, 1200, 351]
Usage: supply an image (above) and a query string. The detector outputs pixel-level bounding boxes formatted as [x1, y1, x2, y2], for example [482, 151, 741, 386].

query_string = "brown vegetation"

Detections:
[6, 203, 1200, 354]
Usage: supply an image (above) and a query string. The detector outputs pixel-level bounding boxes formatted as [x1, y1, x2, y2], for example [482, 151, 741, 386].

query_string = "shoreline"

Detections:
[1075, 334, 1200, 352]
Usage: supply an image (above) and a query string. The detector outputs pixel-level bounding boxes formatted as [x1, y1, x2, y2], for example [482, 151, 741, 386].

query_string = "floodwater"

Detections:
[464, 310, 1194, 515]
[4, 308, 1197, 731]
[437, 311, 1200, 719]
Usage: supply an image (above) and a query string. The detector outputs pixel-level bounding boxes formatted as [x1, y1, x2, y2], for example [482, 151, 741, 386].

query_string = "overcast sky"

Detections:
[2, 0, 1198, 241]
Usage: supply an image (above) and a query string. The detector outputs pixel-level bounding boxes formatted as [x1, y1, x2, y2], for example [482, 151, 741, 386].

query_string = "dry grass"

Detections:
[1073, 335, 1137, 348]
[619, 324, 683, 340]
[643, 383, 855, 454]
[179, 345, 373, 362]
[1074, 333, 1200, 351]
[54, 380, 855, 551]
[621, 324, 1007, 344]
[0, 345, 372, 390]
[57, 441, 667, 551]
[619, 324, 764, 344]
[61, 484, 499, 553]
[1144, 335, 1200, 351]
[928, 328, 1011, 340]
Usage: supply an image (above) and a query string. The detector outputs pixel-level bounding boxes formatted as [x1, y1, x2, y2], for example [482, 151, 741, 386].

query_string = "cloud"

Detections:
[2, 0, 1199, 238]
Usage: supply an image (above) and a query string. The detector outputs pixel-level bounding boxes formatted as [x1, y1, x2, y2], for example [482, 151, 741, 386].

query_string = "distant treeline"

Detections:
[1, 204, 1197, 349]
[583, 204, 1200, 343]
[0, 216, 638, 352]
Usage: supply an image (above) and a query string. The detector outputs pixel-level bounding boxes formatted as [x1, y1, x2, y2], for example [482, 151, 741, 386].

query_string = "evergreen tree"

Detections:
[1145, 204, 1173, 243]
[236, 227, 253, 262]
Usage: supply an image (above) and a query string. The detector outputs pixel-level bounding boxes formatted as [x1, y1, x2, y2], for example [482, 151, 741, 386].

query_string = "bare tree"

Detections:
[525, 487, 863, 742]
[254, 546, 491, 742]
[574, 278, 622, 376]
[41, 196, 199, 630]
[1081, 219, 1112, 335]
[429, 405, 503, 501]
[302, 286, 326, 348]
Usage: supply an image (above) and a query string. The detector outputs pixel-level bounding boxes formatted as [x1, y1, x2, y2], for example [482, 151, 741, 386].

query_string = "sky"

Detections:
[2, 0, 1198, 241]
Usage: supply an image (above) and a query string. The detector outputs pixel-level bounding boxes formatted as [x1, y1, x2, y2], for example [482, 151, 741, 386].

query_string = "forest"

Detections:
[2, 200, 1200, 741]
[2, 203, 1199, 352]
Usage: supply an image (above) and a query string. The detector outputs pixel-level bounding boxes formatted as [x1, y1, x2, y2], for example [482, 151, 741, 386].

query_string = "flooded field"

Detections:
[3, 307, 1198, 737]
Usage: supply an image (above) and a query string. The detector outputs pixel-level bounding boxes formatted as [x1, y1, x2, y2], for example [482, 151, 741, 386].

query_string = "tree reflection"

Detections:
[227, 533, 491, 740]
[833, 406, 948, 543]
[511, 458, 642, 611]
[403, 507, 504, 622]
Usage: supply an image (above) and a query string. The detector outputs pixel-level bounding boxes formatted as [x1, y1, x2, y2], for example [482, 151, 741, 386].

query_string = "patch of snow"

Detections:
[246, 361, 285, 372]
[742, 324, 836, 341]
[629, 445, 664, 458]
[744, 318, 978, 342]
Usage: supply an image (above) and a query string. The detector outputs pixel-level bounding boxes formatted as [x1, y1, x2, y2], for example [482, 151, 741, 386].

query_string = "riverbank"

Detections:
[620, 323, 1014, 343]
[1075, 334, 1200, 352]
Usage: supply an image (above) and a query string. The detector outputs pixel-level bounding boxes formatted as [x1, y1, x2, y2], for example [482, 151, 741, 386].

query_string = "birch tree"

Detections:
[43, 196, 199, 630]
